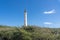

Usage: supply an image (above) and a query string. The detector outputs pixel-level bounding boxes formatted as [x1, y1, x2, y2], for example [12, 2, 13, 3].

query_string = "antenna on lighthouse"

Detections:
[24, 9, 27, 27]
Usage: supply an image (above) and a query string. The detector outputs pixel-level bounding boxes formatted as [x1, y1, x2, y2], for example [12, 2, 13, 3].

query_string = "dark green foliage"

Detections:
[0, 25, 60, 40]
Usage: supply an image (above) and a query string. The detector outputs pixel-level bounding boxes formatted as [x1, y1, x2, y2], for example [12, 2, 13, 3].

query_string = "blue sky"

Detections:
[0, 0, 60, 28]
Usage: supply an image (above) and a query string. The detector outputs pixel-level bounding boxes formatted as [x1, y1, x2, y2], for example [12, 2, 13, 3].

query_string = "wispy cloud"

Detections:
[43, 9, 55, 14]
[44, 22, 53, 25]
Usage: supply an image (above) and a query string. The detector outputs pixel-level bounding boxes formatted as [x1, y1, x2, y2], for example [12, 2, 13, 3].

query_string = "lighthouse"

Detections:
[24, 9, 27, 26]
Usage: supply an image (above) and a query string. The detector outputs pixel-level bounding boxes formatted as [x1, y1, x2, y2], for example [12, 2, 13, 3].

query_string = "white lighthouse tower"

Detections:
[24, 9, 27, 26]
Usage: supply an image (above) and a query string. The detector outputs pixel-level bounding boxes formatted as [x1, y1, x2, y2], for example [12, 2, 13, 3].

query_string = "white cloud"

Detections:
[43, 9, 55, 14]
[44, 22, 52, 25]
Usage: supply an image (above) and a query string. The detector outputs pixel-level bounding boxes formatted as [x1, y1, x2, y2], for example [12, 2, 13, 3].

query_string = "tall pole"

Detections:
[24, 9, 27, 26]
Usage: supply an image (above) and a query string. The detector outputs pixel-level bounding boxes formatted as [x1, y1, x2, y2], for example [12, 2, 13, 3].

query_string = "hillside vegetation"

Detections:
[0, 25, 60, 40]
